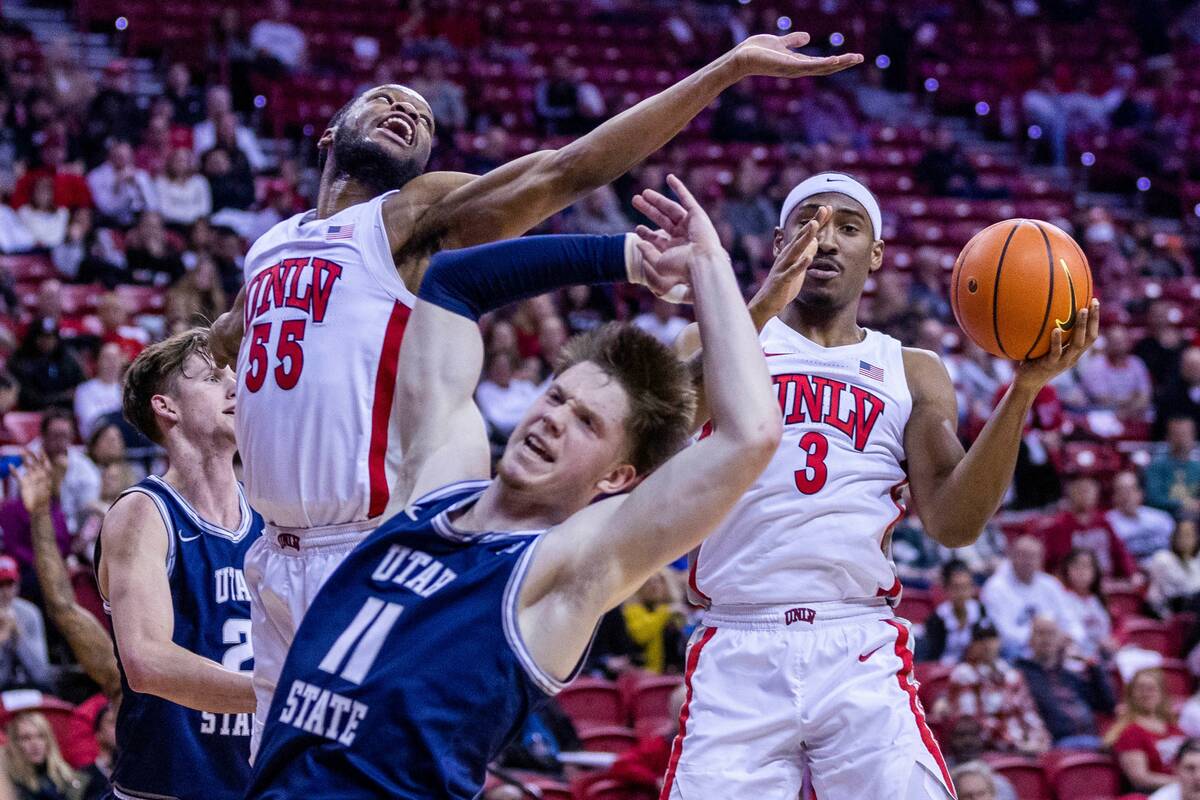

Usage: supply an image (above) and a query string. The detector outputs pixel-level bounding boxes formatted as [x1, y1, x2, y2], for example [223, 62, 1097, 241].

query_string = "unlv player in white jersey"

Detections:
[634, 173, 1101, 800]
[209, 35, 863, 755]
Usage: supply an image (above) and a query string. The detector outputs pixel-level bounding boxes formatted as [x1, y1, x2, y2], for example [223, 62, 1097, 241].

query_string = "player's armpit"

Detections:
[210, 286, 246, 369]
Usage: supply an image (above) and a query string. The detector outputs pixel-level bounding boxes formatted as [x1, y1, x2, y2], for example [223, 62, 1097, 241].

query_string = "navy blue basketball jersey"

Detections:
[247, 481, 591, 800]
[97, 475, 262, 800]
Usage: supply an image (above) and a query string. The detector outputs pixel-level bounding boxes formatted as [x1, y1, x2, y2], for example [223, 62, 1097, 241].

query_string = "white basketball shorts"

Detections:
[244, 520, 375, 760]
[661, 601, 955, 800]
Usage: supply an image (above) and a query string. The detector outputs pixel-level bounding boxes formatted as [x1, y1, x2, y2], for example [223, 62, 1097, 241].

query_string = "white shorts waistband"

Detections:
[264, 519, 378, 552]
[702, 599, 894, 630]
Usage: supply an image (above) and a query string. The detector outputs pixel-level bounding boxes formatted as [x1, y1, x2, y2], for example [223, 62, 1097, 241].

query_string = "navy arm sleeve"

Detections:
[417, 234, 627, 320]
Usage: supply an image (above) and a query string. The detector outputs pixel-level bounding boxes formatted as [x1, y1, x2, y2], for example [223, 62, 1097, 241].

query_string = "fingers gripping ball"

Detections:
[951, 219, 1093, 360]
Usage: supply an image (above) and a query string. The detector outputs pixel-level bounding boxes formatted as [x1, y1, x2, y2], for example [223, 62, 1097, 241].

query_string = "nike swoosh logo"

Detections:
[1054, 258, 1077, 331]
[858, 644, 887, 663]
[763, 352, 789, 358]
[178, 533, 202, 542]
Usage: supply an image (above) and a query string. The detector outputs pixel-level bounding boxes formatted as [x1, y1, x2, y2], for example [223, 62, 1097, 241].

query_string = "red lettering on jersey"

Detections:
[849, 385, 885, 451]
[308, 258, 344, 323]
[771, 372, 886, 452]
[784, 607, 816, 625]
[772, 375, 802, 423]
[283, 258, 313, 312]
[816, 377, 855, 439]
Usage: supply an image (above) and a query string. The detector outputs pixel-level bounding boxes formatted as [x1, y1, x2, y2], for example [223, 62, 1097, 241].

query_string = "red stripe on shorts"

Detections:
[659, 626, 718, 799]
[883, 618, 956, 797]
[367, 301, 411, 518]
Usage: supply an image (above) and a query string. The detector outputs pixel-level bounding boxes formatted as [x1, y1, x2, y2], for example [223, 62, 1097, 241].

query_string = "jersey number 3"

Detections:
[794, 431, 829, 494]
[245, 320, 306, 392]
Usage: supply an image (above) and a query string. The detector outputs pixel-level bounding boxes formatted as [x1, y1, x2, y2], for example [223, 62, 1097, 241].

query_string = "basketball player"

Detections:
[207, 32, 862, 753]
[245, 176, 782, 798]
[640, 173, 1101, 800]
[95, 329, 262, 800]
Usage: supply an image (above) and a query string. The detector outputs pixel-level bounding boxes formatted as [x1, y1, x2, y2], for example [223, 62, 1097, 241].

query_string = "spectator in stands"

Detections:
[1110, 469, 1177, 564]
[475, 349, 539, 440]
[168, 254, 229, 328]
[192, 86, 267, 172]
[915, 125, 983, 197]
[202, 148, 256, 213]
[409, 59, 468, 132]
[534, 56, 605, 136]
[16, 177, 69, 250]
[132, 112, 172, 180]
[3, 711, 91, 800]
[981, 535, 1083, 658]
[921, 560, 987, 665]
[163, 63, 204, 127]
[250, 0, 308, 76]
[1016, 615, 1114, 749]
[1079, 323, 1154, 423]
[10, 138, 92, 212]
[1041, 473, 1139, 579]
[528, 316, 568, 385]
[123, 212, 186, 288]
[77, 703, 114, 797]
[1147, 520, 1200, 616]
[1138, 301, 1188, 399]
[562, 284, 616, 335]
[207, 8, 254, 110]
[721, 162, 776, 242]
[907, 248, 953, 324]
[94, 293, 148, 363]
[495, 699, 581, 779]
[633, 299, 688, 347]
[584, 607, 641, 678]
[0, 372, 23, 445]
[565, 186, 630, 235]
[710, 85, 775, 143]
[31, 408, 100, 535]
[1146, 417, 1200, 517]
[463, 128, 510, 175]
[1157, 348, 1200, 435]
[0, 554, 52, 692]
[864, 271, 920, 342]
[86, 140, 157, 229]
[154, 148, 211, 228]
[891, 498, 942, 589]
[83, 61, 142, 164]
[931, 619, 1051, 756]
[1148, 737, 1200, 800]
[9, 319, 86, 412]
[950, 761, 1016, 800]
[950, 340, 1012, 429]
[73, 343, 125, 439]
[1107, 667, 1187, 794]
[1057, 548, 1116, 661]
[622, 570, 685, 675]
[599, 684, 686, 795]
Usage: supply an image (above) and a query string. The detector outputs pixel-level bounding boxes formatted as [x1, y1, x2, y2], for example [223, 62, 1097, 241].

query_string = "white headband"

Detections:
[778, 172, 882, 240]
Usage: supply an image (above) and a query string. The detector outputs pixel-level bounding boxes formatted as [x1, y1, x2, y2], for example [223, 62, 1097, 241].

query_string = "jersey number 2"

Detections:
[794, 431, 829, 494]
[245, 320, 307, 392]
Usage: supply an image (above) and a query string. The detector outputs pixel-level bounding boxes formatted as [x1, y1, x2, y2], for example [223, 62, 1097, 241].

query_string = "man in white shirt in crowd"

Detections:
[981, 534, 1084, 659]
[86, 139, 158, 228]
[1150, 738, 1200, 800]
[1078, 323, 1153, 423]
[1108, 469, 1177, 564]
[474, 349, 540, 440]
[633, 297, 689, 347]
[192, 86, 268, 172]
[74, 343, 126, 439]
[0, 555, 52, 691]
[249, 0, 307, 74]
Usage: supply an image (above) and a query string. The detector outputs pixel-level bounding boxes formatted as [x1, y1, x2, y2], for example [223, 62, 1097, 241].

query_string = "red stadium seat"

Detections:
[915, 663, 952, 711]
[557, 678, 624, 731]
[584, 779, 658, 800]
[1044, 751, 1120, 800]
[1104, 588, 1144, 624]
[628, 675, 682, 729]
[896, 589, 936, 626]
[580, 725, 637, 753]
[1161, 659, 1195, 698]
[982, 755, 1050, 800]
[0, 694, 98, 769]
[1118, 618, 1176, 657]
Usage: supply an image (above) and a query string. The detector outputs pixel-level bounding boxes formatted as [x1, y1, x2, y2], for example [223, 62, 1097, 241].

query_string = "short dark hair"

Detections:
[554, 322, 695, 476]
[39, 407, 74, 435]
[1179, 737, 1200, 762]
[317, 97, 356, 171]
[122, 329, 213, 444]
[941, 559, 971, 587]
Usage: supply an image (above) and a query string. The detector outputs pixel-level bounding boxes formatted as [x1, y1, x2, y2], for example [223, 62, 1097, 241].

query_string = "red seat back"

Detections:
[629, 676, 682, 729]
[581, 725, 638, 754]
[557, 678, 624, 731]
[1047, 753, 1120, 800]
[984, 755, 1050, 800]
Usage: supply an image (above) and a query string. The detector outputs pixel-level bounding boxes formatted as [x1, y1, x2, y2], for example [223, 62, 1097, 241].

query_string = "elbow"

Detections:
[121, 652, 163, 696]
[543, 146, 599, 196]
[927, 522, 983, 550]
[734, 415, 783, 470]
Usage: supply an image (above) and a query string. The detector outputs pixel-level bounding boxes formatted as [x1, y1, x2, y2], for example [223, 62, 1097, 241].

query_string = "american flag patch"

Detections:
[325, 224, 354, 240]
[859, 360, 884, 381]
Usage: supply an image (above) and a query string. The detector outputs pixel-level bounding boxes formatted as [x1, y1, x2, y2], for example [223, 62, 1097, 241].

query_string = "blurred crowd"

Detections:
[0, 0, 1198, 798]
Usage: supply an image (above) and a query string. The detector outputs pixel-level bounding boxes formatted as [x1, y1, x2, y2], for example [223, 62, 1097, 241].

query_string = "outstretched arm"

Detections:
[19, 451, 121, 701]
[210, 286, 245, 369]
[395, 234, 685, 506]
[98, 494, 255, 713]
[525, 177, 782, 671]
[401, 34, 861, 252]
[905, 301, 1100, 547]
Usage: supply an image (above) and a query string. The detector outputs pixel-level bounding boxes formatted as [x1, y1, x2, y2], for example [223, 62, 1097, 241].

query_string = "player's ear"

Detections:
[596, 462, 639, 496]
[317, 127, 335, 150]
[772, 226, 785, 257]
[869, 239, 885, 273]
[150, 393, 179, 426]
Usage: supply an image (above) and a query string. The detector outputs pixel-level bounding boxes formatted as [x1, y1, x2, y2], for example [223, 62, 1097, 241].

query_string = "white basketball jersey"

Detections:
[235, 192, 415, 531]
[690, 318, 913, 606]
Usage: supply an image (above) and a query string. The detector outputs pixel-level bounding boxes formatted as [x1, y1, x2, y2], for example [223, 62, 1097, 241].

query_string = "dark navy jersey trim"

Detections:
[145, 476, 254, 542]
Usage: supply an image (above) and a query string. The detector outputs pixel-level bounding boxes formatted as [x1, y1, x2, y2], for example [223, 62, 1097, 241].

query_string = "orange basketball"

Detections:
[950, 218, 1092, 360]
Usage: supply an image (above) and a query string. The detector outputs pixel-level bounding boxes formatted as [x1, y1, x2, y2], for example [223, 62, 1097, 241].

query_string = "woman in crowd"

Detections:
[921, 560, 987, 665]
[621, 570, 686, 675]
[9, 319, 85, 412]
[1057, 548, 1116, 661]
[3, 711, 91, 800]
[1105, 668, 1187, 793]
[1147, 519, 1200, 616]
[17, 177, 68, 250]
[154, 148, 212, 227]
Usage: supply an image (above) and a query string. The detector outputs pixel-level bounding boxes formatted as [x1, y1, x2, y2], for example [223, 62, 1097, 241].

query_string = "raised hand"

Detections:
[1013, 299, 1101, 392]
[631, 174, 729, 303]
[17, 449, 55, 515]
[751, 206, 831, 316]
[729, 32, 863, 80]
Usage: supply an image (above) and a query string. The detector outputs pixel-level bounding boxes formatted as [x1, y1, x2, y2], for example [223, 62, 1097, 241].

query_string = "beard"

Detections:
[330, 129, 425, 195]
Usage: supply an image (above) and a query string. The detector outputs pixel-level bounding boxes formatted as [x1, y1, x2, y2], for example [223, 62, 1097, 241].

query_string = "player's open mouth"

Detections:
[808, 258, 841, 280]
[524, 434, 554, 463]
[378, 114, 415, 146]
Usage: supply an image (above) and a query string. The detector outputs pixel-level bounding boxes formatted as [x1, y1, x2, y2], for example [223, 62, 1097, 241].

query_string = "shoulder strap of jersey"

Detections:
[353, 190, 416, 306]
[95, 480, 179, 606]
[411, 479, 491, 510]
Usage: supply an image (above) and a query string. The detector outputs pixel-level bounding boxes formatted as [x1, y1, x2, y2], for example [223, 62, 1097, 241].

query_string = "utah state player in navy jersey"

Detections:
[248, 175, 784, 799]
[96, 329, 261, 800]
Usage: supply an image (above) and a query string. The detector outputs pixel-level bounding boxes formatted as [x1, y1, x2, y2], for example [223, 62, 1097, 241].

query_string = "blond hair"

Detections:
[122, 328, 214, 444]
[1102, 667, 1176, 748]
[4, 711, 80, 794]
